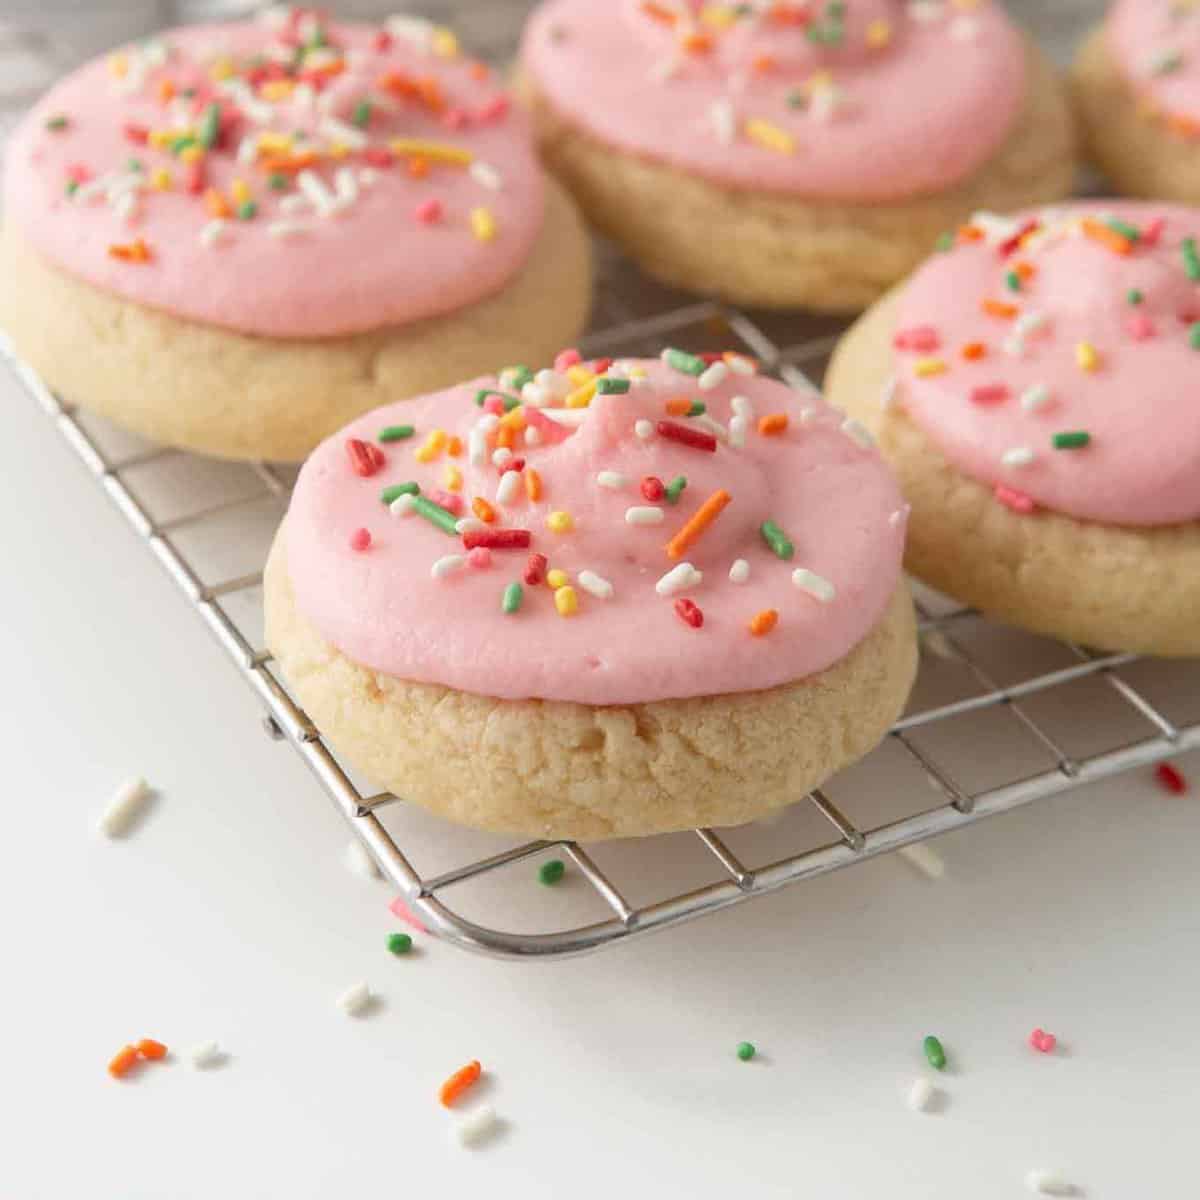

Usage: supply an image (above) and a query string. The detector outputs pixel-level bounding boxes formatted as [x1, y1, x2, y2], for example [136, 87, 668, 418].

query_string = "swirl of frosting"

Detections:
[1107, 0, 1200, 128]
[521, 0, 1027, 200]
[4, 10, 544, 338]
[284, 352, 907, 704]
[891, 202, 1200, 527]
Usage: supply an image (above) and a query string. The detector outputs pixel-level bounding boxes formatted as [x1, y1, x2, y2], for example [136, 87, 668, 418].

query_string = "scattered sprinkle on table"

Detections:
[337, 981, 372, 1017]
[897, 843, 946, 880]
[440, 1060, 483, 1107]
[1025, 1168, 1075, 1196]
[98, 776, 151, 837]
[453, 1103, 498, 1148]
[907, 1078, 936, 1112]
[387, 932, 414, 956]
[186, 1040, 223, 1069]
[1155, 762, 1188, 794]
[538, 859, 566, 885]
[923, 1035, 947, 1071]
[735, 1041, 756, 1062]
[1029, 1028, 1057, 1054]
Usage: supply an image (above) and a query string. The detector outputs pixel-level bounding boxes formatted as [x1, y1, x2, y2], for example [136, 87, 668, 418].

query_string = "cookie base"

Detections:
[1071, 26, 1200, 206]
[264, 529, 918, 841]
[519, 41, 1075, 314]
[0, 178, 591, 463]
[826, 289, 1200, 658]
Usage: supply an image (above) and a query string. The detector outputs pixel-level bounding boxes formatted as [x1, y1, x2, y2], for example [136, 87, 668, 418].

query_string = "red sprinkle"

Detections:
[123, 122, 150, 144]
[476, 95, 510, 123]
[346, 437, 386, 477]
[893, 326, 940, 353]
[674, 598, 704, 629]
[350, 528, 372, 552]
[185, 162, 206, 195]
[994, 484, 1036, 514]
[590, 357, 613, 375]
[970, 384, 1010, 406]
[1142, 216, 1166, 247]
[364, 146, 394, 168]
[523, 552, 548, 585]
[656, 421, 717, 453]
[414, 198, 443, 224]
[1127, 314, 1156, 341]
[442, 107, 470, 131]
[999, 218, 1040, 258]
[1029, 1029, 1057, 1054]
[1155, 762, 1188, 794]
[641, 476, 666, 502]
[463, 529, 532, 551]
[501, 457, 526, 474]
[373, 29, 393, 52]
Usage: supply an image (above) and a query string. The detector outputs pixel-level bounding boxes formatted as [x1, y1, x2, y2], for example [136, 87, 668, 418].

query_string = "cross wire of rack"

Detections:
[9, 279, 1200, 958]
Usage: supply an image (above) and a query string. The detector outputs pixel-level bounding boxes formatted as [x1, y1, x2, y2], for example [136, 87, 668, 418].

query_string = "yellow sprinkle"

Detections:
[443, 464, 463, 492]
[257, 132, 293, 154]
[415, 429, 448, 463]
[547, 568, 569, 590]
[744, 118, 796, 156]
[1076, 341, 1100, 372]
[149, 168, 173, 191]
[546, 511, 574, 534]
[178, 145, 205, 165]
[389, 139, 473, 166]
[866, 19, 892, 48]
[431, 26, 460, 58]
[230, 178, 251, 205]
[470, 207, 497, 242]
[914, 357, 948, 378]
[627, 366, 648, 380]
[328, 140, 351, 160]
[806, 70, 835, 93]
[554, 586, 579, 618]
[700, 4, 739, 29]
[107, 53, 129, 79]
[564, 380, 597, 409]
[209, 57, 235, 82]
[148, 129, 173, 150]
[498, 408, 527, 431]
[565, 365, 593, 387]
[259, 79, 294, 102]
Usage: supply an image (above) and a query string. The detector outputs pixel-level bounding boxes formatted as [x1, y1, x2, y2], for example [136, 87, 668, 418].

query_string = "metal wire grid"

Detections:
[9, 283, 1200, 957]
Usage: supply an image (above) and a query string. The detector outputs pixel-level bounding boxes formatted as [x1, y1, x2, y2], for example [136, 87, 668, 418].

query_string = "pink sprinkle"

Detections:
[477, 95, 510, 123]
[483, 395, 505, 416]
[66, 163, 93, 184]
[467, 546, 492, 569]
[1127, 313, 1156, 341]
[1142, 216, 1166, 247]
[373, 29, 393, 52]
[554, 348, 583, 372]
[388, 895, 428, 933]
[1029, 1028, 1057, 1054]
[349, 528, 372, 552]
[970, 384, 1010, 405]
[363, 146, 393, 168]
[893, 326, 940, 353]
[442, 107, 470, 130]
[414, 198, 443, 224]
[995, 484, 1036, 514]
[429, 489, 463, 515]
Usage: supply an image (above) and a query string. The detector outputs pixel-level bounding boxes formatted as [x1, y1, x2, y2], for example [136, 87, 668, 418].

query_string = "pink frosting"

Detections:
[892, 202, 1200, 527]
[3, 14, 544, 338]
[520, 0, 1027, 201]
[1108, 0, 1200, 120]
[284, 354, 907, 704]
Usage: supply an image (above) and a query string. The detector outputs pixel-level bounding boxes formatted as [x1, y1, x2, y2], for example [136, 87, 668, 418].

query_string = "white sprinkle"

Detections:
[386, 14, 436, 52]
[337, 981, 372, 1017]
[344, 839, 381, 880]
[698, 361, 729, 391]
[889, 505, 910, 529]
[1020, 383, 1051, 412]
[496, 471, 522, 505]
[319, 117, 367, 151]
[1002, 446, 1036, 468]
[542, 408, 588, 428]
[799, 406, 820, 425]
[453, 1104, 499, 1147]
[626, 506, 665, 526]
[726, 355, 755, 377]
[729, 414, 748, 448]
[1003, 336, 1028, 359]
[898, 842, 946, 880]
[577, 570, 614, 600]
[236, 134, 258, 165]
[292, 82, 317, 112]
[656, 562, 702, 596]
[297, 169, 337, 217]
[186, 1040, 223, 1069]
[634, 419, 656, 440]
[477, 413, 501, 433]
[1014, 310, 1047, 340]
[259, 5, 289, 29]
[1025, 1169, 1074, 1196]
[524, 426, 541, 447]
[455, 517, 486, 536]
[278, 193, 310, 215]
[114, 190, 140, 224]
[880, 375, 900, 412]
[809, 84, 841, 123]
[432, 555, 466, 580]
[729, 559, 750, 584]
[692, 414, 729, 442]
[710, 97, 736, 144]
[390, 494, 416, 517]
[535, 367, 570, 398]
[950, 14, 979, 41]
[907, 1078, 936, 1112]
[731, 394, 754, 419]
[841, 417, 875, 449]
[650, 56, 683, 82]
[98, 777, 151, 837]
[359, 168, 379, 187]
[792, 569, 836, 603]
[470, 161, 503, 191]
[492, 447, 514, 468]
[199, 219, 228, 249]
[267, 220, 311, 239]
[521, 382, 550, 408]
[597, 471, 628, 490]
[334, 166, 359, 206]
[908, 1, 945, 23]
[467, 429, 487, 467]
[970, 210, 1021, 246]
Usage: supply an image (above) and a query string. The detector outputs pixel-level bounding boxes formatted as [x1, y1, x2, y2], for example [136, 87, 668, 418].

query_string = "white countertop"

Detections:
[3, 353, 1199, 1199]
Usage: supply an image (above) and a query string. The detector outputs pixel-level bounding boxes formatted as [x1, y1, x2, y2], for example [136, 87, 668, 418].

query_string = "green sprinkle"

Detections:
[760, 519, 794, 561]
[128, 158, 145, 173]
[784, 87, 805, 109]
[935, 232, 954, 253]
[502, 582, 524, 615]
[197, 101, 221, 150]
[351, 98, 373, 129]
[236, 200, 258, 221]
[595, 377, 631, 394]
[1004, 270, 1021, 293]
[387, 932, 413, 956]
[381, 481, 421, 504]
[1191, 322, 1200, 350]
[687, 401, 707, 417]
[736, 1041, 756, 1062]
[378, 424, 415, 443]
[181, 86, 197, 99]
[1106, 218, 1141, 242]
[65, 179, 79, 197]
[505, 365, 534, 391]
[538, 859, 565, 885]
[411, 494, 459, 535]
[663, 348, 705, 376]
[923, 1035, 946, 1071]
[1150, 48, 1184, 77]
[45, 115, 69, 132]
[664, 475, 688, 504]
[1183, 237, 1200, 281]
[1127, 288, 1144, 306]
[171, 134, 197, 155]
[475, 388, 521, 411]
[1052, 431, 1091, 451]
[268, 172, 289, 192]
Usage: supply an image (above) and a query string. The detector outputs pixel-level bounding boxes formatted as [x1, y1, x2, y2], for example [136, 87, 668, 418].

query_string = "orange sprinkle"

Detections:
[472, 497, 496, 524]
[681, 31, 714, 53]
[108, 1045, 139, 1078]
[641, 0, 678, 24]
[108, 238, 152, 263]
[499, 407, 527, 431]
[446, 435, 463, 458]
[204, 187, 231, 218]
[1014, 261, 1037, 281]
[1081, 217, 1132, 256]
[981, 298, 1018, 320]
[496, 424, 516, 450]
[468, 62, 490, 82]
[257, 152, 317, 175]
[752, 54, 777, 74]
[665, 396, 693, 417]
[961, 341, 987, 361]
[758, 413, 789, 437]
[416, 76, 445, 113]
[749, 609, 778, 638]
[957, 225, 985, 243]
[665, 489, 732, 561]
[156, 78, 175, 104]
[439, 1060, 482, 1107]
[525, 467, 543, 502]
[136, 1038, 168, 1061]
[407, 156, 430, 179]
